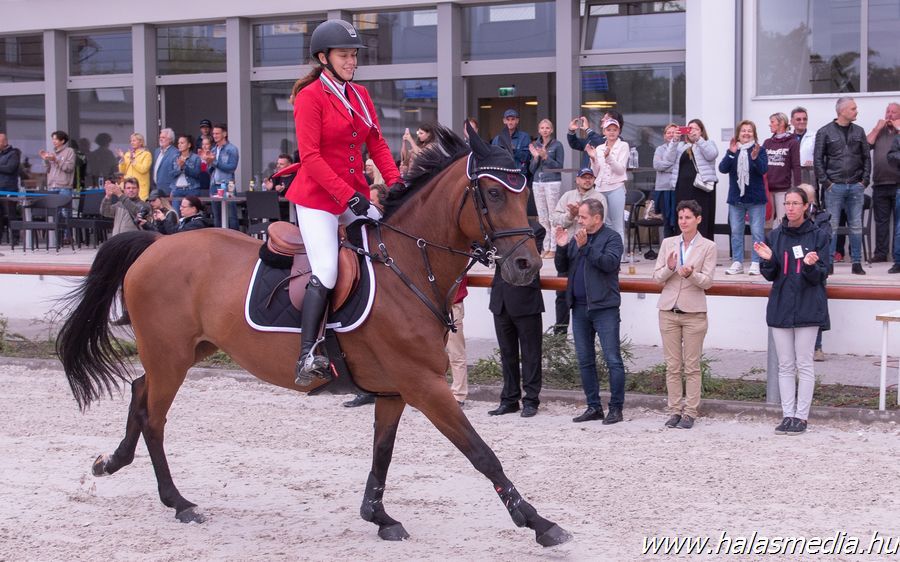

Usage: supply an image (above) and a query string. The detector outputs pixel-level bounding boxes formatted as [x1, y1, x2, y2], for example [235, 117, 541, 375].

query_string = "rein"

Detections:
[341, 163, 534, 332]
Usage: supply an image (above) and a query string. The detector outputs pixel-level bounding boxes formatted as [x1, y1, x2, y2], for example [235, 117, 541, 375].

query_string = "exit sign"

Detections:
[498, 86, 516, 97]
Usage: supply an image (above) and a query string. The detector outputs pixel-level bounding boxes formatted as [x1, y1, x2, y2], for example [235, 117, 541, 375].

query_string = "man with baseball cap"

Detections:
[548, 167, 608, 334]
[198, 119, 212, 144]
[491, 108, 531, 175]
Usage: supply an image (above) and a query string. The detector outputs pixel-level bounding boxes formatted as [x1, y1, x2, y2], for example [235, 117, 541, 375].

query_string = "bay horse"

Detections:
[56, 124, 571, 547]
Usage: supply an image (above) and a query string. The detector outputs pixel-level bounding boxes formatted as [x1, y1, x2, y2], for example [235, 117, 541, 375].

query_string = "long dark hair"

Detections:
[290, 67, 323, 103]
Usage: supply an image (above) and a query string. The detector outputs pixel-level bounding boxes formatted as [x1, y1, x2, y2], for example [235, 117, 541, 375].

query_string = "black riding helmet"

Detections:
[309, 19, 366, 62]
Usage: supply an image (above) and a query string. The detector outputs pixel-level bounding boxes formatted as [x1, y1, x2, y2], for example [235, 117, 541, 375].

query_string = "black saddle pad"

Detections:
[244, 236, 375, 334]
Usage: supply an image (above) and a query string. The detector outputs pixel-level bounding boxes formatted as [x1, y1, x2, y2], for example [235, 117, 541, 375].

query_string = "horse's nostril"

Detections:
[515, 258, 531, 271]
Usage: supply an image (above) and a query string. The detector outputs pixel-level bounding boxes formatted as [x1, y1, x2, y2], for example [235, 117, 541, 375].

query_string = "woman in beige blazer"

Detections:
[652, 199, 717, 429]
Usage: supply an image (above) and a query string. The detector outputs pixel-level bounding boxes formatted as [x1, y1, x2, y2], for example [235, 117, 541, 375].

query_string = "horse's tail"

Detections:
[56, 230, 162, 411]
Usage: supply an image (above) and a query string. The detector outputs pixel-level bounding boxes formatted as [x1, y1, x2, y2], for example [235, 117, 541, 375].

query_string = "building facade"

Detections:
[1, 0, 897, 229]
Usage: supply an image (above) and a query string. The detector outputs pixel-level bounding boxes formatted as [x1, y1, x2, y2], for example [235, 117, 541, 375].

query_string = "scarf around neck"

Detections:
[736, 141, 755, 196]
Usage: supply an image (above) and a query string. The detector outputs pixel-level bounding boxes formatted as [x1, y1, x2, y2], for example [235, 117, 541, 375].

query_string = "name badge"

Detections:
[792, 245, 805, 259]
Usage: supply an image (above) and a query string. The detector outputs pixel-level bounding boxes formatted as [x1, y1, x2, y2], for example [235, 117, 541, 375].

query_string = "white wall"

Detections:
[463, 286, 900, 357]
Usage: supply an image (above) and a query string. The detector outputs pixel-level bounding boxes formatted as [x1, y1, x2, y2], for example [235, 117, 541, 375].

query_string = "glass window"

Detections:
[0, 35, 44, 82]
[581, 63, 685, 185]
[250, 80, 296, 181]
[353, 10, 438, 65]
[462, 2, 555, 60]
[69, 31, 132, 76]
[68, 88, 135, 186]
[250, 78, 438, 178]
[361, 79, 438, 160]
[0, 95, 46, 186]
[757, 0, 861, 95]
[868, 0, 900, 92]
[157, 24, 226, 75]
[583, 1, 685, 51]
[253, 19, 325, 67]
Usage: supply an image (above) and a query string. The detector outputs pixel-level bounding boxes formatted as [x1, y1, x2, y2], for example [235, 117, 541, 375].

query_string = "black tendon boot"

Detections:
[295, 276, 332, 386]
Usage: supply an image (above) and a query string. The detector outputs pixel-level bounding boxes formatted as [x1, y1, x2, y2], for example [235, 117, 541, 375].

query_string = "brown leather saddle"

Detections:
[266, 221, 360, 312]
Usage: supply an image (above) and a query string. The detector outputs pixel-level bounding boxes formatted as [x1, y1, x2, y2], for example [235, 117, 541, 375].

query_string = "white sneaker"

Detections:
[748, 262, 761, 275]
[724, 261, 744, 275]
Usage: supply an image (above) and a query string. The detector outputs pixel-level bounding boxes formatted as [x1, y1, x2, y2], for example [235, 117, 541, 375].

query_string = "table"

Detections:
[200, 194, 295, 229]
[0, 191, 54, 249]
[201, 195, 246, 229]
[876, 309, 900, 411]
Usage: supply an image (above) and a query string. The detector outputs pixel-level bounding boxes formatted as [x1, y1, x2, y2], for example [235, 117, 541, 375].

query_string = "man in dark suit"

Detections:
[487, 267, 544, 418]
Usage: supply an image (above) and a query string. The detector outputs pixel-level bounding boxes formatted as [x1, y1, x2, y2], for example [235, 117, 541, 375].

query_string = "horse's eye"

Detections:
[488, 188, 501, 199]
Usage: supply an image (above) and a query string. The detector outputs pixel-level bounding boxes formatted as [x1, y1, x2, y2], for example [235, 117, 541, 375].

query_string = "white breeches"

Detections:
[295, 203, 382, 289]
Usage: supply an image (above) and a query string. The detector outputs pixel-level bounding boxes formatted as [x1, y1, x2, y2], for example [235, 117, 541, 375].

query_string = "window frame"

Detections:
[751, 0, 899, 98]
[580, 0, 687, 56]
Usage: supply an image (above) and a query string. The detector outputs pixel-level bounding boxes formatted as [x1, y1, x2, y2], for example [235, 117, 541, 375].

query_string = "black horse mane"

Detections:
[380, 125, 470, 220]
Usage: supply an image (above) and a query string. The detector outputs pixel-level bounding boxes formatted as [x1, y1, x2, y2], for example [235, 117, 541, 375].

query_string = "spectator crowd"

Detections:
[1, 94, 898, 435]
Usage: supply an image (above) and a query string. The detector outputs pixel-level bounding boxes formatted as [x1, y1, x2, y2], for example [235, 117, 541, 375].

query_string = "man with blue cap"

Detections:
[491, 109, 532, 175]
[549, 167, 608, 335]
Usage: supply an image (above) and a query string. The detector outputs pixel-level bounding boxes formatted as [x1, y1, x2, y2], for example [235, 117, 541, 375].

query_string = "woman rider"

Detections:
[287, 19, 403, 386]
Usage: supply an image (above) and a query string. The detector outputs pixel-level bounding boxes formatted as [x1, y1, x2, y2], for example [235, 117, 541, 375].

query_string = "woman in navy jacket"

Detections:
[719, 120, 768, 276]
[754, 186, 829, 436]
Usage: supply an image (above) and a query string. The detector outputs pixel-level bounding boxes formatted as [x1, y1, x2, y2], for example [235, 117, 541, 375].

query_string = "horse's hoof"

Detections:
[92, 454, 110, 477]
[378, 523, 410, 541]
[175, 506, 206, 524]
[536, 524, 572, 547]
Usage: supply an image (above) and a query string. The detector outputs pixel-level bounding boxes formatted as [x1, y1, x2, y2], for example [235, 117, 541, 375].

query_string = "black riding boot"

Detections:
[295, 276, 332, 386]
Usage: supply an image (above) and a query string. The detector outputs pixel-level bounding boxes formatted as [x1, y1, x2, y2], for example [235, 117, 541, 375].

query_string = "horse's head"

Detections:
[461, 121, 541, 286]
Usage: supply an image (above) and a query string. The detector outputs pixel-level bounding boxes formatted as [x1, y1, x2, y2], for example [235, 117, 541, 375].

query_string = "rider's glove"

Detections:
[347, 192, 371, 217]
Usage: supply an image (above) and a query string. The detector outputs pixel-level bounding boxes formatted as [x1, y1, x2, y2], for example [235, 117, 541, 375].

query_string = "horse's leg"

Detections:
[409, 387, 571, 547]
[360, 396, 410, 541]
[136, 346, 204, 523]
[92, 375, 147, 477]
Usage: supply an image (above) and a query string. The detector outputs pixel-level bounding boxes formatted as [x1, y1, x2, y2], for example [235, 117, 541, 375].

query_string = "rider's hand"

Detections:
[347, 192, 371, 217]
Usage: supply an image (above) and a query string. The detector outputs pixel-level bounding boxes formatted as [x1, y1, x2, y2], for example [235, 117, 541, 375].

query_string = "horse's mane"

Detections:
[381, 125, 470, 220]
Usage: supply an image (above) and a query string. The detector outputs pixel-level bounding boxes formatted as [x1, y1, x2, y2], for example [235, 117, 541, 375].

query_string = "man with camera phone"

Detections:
[100, 175, 152, 235]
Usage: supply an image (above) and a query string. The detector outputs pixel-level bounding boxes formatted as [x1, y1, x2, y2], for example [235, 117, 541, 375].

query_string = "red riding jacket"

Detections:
[286, 78, 401, 214]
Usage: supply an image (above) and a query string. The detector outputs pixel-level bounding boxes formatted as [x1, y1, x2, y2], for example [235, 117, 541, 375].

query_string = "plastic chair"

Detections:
[624, 189, 645, 255]
[10, 193, 72, 252]
[634, 195, 664, 256]
[244, 190, 282, 239]
[66, 191, 113, 248]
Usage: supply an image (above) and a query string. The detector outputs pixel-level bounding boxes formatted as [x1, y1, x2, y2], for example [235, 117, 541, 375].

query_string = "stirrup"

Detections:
[295, 354, 331, 386]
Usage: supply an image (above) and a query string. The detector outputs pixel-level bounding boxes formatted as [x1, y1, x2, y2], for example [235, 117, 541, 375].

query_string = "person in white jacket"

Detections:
[585, 117, 629, 242]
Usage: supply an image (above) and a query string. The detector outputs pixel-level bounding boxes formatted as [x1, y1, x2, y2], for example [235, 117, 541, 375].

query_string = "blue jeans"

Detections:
[728, 202, 766, 262]
[825, 183, 864, 263]
[571, 304, 626, 409]
[894, 187, 900, 265]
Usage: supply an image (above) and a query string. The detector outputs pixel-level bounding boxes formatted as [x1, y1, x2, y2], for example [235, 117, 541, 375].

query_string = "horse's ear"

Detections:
[466, 121, 490, 158]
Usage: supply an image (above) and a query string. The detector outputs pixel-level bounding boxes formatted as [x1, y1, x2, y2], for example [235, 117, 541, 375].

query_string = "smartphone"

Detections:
[678, 126, 691, 135]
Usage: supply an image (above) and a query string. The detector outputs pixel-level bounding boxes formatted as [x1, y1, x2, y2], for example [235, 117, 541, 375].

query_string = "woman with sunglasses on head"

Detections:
[754, 187, 830, 436]
[286, 19, 403, 386]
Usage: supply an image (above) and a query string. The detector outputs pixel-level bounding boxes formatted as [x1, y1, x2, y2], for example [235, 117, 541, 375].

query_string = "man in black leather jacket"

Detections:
[813, 96, 871, 275]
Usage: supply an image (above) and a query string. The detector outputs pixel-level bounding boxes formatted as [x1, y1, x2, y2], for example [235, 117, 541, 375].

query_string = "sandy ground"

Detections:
[2, 364, 900, 562]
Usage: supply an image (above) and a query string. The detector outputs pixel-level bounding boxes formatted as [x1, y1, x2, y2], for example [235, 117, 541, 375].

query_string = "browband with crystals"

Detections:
[465, 152, 527, 193]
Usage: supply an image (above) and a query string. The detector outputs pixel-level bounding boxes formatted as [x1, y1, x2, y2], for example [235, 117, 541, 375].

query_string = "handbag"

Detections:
[689, 147, 715, 192]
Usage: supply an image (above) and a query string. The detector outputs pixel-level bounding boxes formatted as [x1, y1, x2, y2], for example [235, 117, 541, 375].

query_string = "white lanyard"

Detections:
[319, 73, 375, 131]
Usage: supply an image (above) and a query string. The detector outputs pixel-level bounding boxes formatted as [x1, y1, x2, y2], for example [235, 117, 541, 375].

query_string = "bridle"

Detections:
[341, 152, 535, 331]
